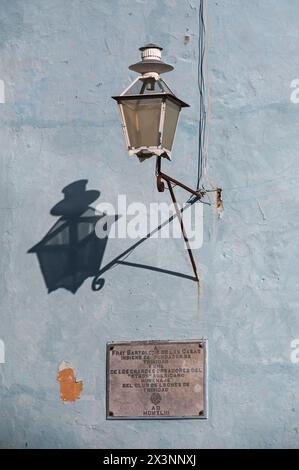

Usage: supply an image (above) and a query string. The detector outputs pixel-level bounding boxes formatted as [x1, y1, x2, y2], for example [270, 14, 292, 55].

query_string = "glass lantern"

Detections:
[112, 44, 189, 161]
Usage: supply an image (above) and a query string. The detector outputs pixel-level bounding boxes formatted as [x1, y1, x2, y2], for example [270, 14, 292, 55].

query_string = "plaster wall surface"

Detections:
[0, 0, 298, 448]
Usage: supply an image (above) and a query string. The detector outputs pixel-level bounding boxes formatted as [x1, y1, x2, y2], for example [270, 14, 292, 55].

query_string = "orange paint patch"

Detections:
[57, 365, 83, 402]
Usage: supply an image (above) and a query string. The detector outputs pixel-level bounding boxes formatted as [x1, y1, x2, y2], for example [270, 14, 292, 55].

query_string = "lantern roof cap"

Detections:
[121, 75, 174, 96]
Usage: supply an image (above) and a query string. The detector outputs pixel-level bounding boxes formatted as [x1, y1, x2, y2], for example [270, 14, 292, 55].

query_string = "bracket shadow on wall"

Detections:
[28, 180, 201, 294]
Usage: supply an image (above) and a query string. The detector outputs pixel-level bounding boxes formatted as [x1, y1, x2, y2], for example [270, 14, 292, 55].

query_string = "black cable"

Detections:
[196, 0, 206, 191]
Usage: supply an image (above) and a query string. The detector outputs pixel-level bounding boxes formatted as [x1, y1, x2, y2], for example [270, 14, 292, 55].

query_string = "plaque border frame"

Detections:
[106, 339, 208, 420]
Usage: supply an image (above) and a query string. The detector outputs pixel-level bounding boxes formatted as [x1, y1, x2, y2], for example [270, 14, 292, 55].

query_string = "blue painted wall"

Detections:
[0, 0, 298, 448]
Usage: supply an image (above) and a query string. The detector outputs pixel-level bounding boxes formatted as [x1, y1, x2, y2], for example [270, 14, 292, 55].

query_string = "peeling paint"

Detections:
[57, 361, 83, 402]
[184, 33, 191, 45]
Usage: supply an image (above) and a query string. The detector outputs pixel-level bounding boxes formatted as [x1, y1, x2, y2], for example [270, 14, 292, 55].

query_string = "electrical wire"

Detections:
[186, 0, 210, 205]
[186, 0, 222, 215]
[196, 0, 207, 191]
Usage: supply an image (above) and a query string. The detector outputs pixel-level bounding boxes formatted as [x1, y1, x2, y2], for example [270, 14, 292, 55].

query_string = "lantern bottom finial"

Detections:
[128, 147, 172, 162]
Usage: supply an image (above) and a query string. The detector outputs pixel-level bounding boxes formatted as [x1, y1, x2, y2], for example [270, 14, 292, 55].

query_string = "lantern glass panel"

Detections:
[120, 98, 162, 148]
[162, 98, 181, 151]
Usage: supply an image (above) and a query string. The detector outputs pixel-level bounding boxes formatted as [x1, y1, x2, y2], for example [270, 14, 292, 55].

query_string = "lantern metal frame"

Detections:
[112, 91, 189, 161]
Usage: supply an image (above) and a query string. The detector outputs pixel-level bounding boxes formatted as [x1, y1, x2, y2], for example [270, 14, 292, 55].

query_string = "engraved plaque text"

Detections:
[106, 340, 207, 419]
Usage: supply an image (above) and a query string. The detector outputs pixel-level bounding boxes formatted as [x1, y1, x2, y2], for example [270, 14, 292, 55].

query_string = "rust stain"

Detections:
[216, 188, 224, 218]
[57, 362, 83, 402]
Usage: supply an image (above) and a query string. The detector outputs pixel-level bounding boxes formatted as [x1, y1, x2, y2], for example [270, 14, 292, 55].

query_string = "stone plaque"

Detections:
[106, 340, 207, 419]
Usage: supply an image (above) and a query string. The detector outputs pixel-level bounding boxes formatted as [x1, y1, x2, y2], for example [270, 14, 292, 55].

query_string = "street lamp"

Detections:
[112, 44, 212, 282]
[112, 44, 189, 162]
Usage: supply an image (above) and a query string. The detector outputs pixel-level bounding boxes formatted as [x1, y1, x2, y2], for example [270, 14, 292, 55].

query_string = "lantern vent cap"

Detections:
[129, 44, 174, 75]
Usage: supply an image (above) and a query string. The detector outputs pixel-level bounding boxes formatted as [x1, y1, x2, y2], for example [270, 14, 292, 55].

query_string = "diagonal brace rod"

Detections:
[165, 179, 199, 282]
[156, 156, 201, 282]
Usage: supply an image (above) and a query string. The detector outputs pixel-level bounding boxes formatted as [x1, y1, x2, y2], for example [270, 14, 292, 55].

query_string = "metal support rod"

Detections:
[160, 171, 205, 198]
[155, 156, 202, 281]
[156, 156, 205, 198]
[165, 179, 199, 282]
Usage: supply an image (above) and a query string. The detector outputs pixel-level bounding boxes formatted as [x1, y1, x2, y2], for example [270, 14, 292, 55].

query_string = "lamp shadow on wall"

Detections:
[28, 180, 118, 294]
